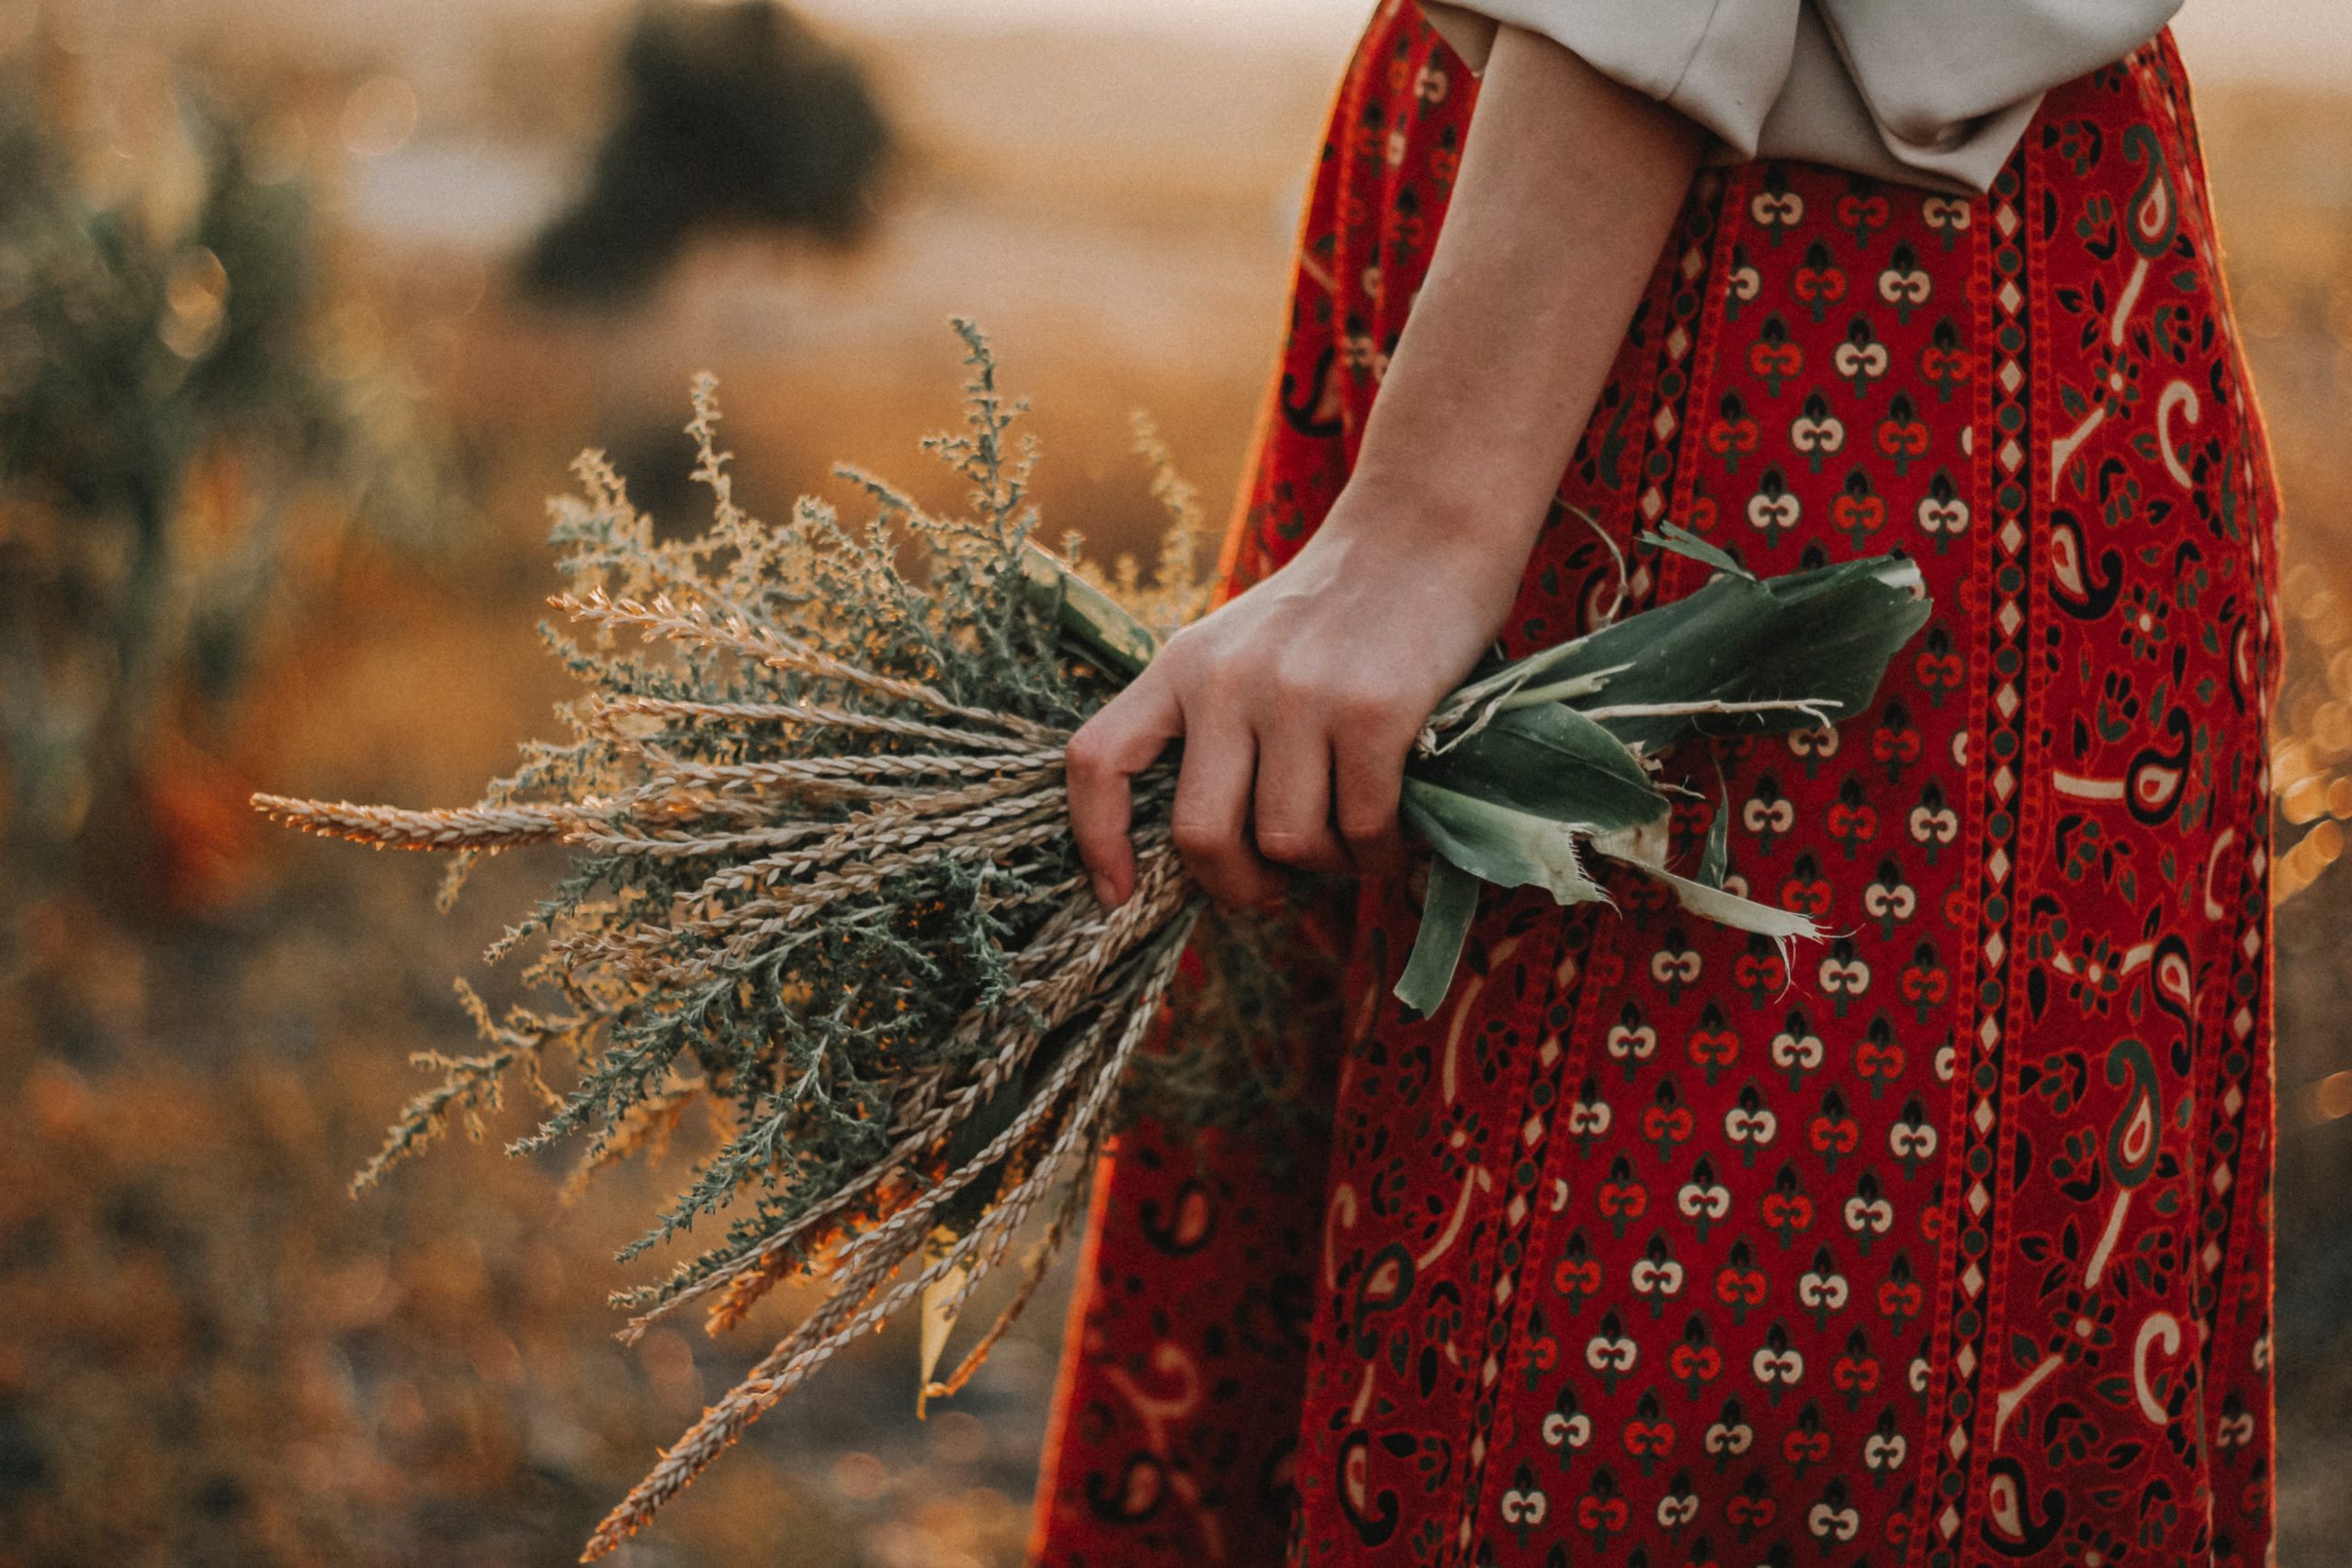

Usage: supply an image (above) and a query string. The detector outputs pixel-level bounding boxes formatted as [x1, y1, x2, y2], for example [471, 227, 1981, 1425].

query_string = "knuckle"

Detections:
[1198, 653, 1254, 706]
[1263, 663, 1316, 706]
[1170, 818, 1228, 862]
[1337, 684, 1407, 730]
[1252, 825, 1322, 865]
[1266, 653, 1339, 710]
[1338, 810, 1396, 850]
[1159, 622, 1206, 660]
[1063, 728, 1110, 779]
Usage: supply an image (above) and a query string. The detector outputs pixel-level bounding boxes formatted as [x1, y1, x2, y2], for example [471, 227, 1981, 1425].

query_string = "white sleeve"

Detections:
[1416, 0, 2182, 193]
[1418, 0, 1801, 157]
[1809, 0, 2183, 189]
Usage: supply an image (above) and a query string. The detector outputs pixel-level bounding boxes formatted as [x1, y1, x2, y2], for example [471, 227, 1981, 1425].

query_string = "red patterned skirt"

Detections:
[1032, 6, 2279, 1566]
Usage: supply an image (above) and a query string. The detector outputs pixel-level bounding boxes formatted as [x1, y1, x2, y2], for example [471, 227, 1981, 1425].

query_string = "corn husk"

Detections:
[1390, 524, 1932, 1014]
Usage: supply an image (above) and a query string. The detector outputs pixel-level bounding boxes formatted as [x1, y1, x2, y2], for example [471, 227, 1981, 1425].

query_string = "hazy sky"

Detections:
[795, 0, 2352, 85]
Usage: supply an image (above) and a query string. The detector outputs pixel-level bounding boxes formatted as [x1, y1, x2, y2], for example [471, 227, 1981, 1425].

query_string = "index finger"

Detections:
[1064, 671, 1184, 907]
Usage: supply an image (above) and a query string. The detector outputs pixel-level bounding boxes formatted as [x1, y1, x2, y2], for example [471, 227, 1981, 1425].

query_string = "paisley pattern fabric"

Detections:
[1031, 7, 2280, 1566]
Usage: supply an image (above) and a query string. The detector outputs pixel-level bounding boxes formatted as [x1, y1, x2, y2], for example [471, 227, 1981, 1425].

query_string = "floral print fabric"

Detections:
[1031, 7, 2279, 1566]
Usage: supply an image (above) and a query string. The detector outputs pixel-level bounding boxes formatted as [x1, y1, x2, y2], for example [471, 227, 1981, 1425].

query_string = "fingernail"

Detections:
[1091, 874, 1117, 907]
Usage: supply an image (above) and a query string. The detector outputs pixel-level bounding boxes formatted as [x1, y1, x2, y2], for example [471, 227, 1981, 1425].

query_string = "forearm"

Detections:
[1332, 25, 1705, 602]
[1067, 28, 1708, 907]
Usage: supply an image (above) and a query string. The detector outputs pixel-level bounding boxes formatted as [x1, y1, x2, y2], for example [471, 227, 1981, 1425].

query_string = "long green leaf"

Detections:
[1553, 559, 1928, 750]
[1395, 853, 1481, 1018]
[1432, 555, 1927, 752]
[1615, 858, 1821, 948]
[1383, 546, 1930, 1018]
[1408, 702, 1668, 829]
[1643, 522, 1754, 581]
[1698, 767, 1731, 890]
[1400, 779, 1609, 907]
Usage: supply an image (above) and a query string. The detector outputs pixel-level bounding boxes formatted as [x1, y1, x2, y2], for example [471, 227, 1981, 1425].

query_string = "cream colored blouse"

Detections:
[1418, 0, 2184, 193]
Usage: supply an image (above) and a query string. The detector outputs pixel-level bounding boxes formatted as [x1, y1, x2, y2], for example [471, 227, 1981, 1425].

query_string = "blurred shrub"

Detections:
[0, 56, 456, 907]
[520, 0, 891, 306]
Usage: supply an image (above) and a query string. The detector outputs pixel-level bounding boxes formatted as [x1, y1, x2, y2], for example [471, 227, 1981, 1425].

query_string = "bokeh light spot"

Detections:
[340, 74, 417, 159]
[2314, 1069, 2352, 1123]
[831, 1450, 890, 1501]
[157, 245, 228, 358]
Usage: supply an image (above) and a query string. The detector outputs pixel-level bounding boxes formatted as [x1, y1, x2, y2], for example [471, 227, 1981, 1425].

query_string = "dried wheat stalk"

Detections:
[256, 327, 1226, 1562]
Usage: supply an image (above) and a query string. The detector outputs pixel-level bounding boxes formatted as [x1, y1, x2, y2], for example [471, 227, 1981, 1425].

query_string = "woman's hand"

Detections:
[1067, 24, 1705, 909]
[1066, 489, 1525, 908]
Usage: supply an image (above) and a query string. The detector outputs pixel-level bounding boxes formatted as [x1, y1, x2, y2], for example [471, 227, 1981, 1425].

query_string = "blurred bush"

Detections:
[520, 0, 891, 307]
[0, 47, 457, 911]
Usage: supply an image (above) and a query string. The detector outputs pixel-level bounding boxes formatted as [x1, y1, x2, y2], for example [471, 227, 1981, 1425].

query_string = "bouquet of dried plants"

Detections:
[255, 324, 1928, 1558]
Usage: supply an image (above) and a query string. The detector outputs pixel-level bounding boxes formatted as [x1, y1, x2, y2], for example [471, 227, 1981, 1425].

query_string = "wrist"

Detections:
[1298, 479, 1535, 630]
[1327, 456, 1530, 550]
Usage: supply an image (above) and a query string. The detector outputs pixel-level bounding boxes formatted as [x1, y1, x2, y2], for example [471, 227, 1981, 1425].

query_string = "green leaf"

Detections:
[1400, 779, 1609, 907]
[1533, 554, 1930, 750]
[1640, 522, 1754, 581]
[1408, 702, 1668, 830]
[1600, 852, 1820, 948]
[1699, 782, 1731, 890]
[1441, 637, 1602, 716]
[1395, 852, 1482, 1019]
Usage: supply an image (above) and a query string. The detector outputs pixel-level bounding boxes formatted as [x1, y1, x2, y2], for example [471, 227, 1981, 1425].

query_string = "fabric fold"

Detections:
[1416, 0, 2181, 194]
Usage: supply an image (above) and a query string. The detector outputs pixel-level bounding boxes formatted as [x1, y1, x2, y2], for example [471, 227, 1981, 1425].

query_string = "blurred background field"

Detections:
[1, 2, 2347, 1564]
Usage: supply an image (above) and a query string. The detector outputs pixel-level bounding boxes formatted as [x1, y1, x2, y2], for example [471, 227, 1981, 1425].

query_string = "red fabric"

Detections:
[1032, 6, 2279, 1566]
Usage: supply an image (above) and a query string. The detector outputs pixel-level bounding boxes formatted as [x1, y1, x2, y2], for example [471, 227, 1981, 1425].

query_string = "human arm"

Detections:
[1065, 25, 1706, 908]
